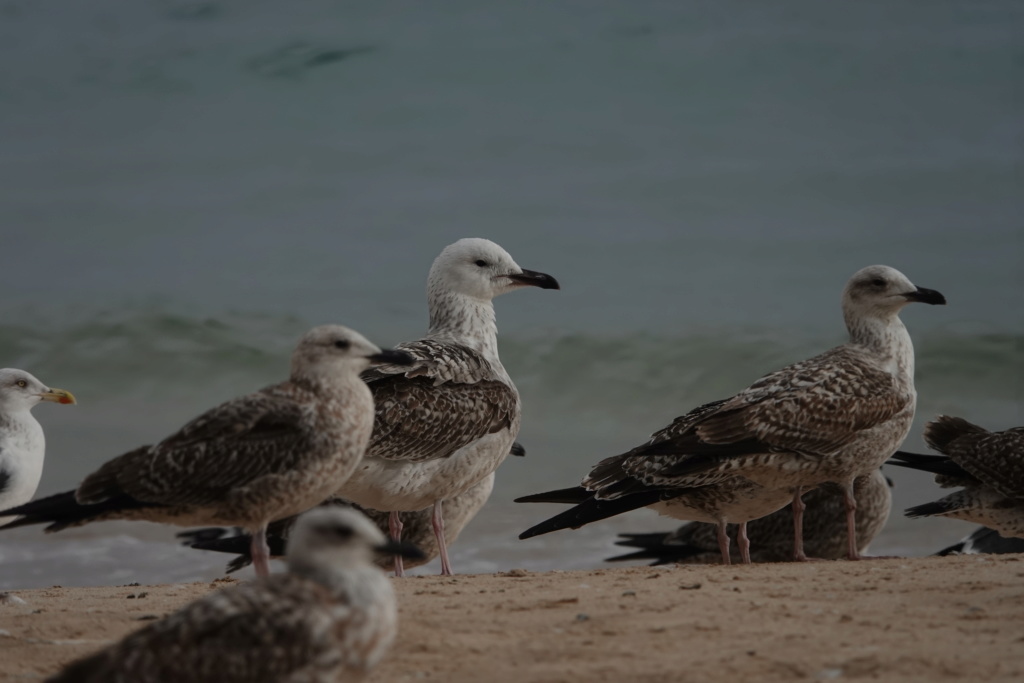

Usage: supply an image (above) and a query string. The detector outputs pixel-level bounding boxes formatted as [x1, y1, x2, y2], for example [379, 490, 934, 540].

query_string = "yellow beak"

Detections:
[40, 387, 77, 405]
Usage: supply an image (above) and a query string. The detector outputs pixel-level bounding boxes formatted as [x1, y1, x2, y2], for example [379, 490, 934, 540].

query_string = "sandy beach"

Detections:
[2, 554, 1022, 683]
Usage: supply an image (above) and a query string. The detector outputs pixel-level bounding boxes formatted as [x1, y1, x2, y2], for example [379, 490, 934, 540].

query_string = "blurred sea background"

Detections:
[0, 0, 1020, 588]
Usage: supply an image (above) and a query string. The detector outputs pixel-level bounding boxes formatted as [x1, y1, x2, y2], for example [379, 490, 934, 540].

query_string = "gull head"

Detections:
[291, 325, 413, 380]
[428, 238, 560, 303]
[842, 265, 946, 319]
[0, 368, 76, 413]
[286, 507, 425, 571]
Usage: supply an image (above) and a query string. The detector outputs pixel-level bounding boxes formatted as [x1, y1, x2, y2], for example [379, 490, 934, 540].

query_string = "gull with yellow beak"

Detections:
[0, 368, 75, 526]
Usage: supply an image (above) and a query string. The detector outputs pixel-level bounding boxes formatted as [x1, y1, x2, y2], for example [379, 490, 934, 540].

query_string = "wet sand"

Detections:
[2, 554, 1023, 682]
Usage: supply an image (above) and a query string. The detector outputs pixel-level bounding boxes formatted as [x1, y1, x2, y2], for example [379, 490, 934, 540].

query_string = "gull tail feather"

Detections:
[905, 500, 959, 518]
[923, 415, 987, 454]
[514, 486, 593, 505]
[0, 490, 159, 532]
[518, 490, 663, 540]
[886, 451, 967, 478]
[186, 531, 287, 574]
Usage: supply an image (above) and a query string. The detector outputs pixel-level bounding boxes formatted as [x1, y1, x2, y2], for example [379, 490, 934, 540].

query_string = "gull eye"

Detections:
[474, 259, 487, 267]
[871, 278, 886, 287]
[15, 379, 27, 388]
[333, 339, 351, 350]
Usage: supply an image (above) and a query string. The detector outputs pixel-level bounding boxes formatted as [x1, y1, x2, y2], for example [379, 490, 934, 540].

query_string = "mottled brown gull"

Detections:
[46, 507, 422, 683]
[0, 369, 76, 527]
[340, 238, 559, 576]
[0, 325, 412, 578]
[180, 465, 506, 573]
[607, 468, 892, 564]
[890, 416, 1024, 539]
[519, 265, 944, 561]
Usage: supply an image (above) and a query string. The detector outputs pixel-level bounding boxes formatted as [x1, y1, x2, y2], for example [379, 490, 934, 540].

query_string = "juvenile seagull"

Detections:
[519, 265, 944, 561]
[340, 238, 558, 576]
[607, 469, 892, 565]
[46, 507, 422, 683]
[0, 369, 76, 526]
[889, 416, 1024, 539]
[181, 466, 506, 574]
[0, 325, 412, 578]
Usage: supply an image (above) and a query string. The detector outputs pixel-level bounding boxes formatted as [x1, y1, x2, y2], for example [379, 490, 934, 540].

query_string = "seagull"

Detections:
[519, 265, 945, 561]
[339, 238, 558, 576]
[45, 507, 423, 683]
[0, 369, 76, 526]
[607, 469, 892, 564]
[0, 325, 412, 578]
[889, 416, 1024, 539]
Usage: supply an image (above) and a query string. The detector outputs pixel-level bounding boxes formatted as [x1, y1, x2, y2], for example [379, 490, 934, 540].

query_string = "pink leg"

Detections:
[737, 521, 751, 564]
[432, 500, 453, 576]
[389, 511, 405, 578]
[843, 480, 860, 560]
[715, 520, 731, 565]
[791, 487, 809, 562]
[250, 525, 271, 579]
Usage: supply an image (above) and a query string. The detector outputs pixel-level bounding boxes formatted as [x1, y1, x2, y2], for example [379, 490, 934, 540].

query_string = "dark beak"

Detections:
[903, 287, 946, 305]
[507, 269, 560, 290]
[375, 539, 426, 561]
[367, 349, 415, 366]
[509, 441, 526, 457]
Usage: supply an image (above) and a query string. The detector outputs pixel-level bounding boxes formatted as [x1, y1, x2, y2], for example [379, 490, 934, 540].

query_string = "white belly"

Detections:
[339, 430, 514, 511]
[0, 420, 45, 526]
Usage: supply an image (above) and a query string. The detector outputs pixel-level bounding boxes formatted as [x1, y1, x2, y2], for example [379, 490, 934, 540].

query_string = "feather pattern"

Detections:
[893, 416, 1024, 538]
[78, 389, 321, 508]
[363, 340, 518, 464]
[519, 399, 794, 540]
[922, 417, 1024, 499]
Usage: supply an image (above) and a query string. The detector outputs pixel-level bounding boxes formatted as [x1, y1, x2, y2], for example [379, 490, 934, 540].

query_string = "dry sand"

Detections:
[1, 554, 1022, 683]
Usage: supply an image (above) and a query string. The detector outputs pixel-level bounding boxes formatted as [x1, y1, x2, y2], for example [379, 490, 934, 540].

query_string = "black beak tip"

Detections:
[509, 442, 526, 457]
[368, 349, 415, 366]
[537, 275, 560, 291]
[908, 287, 947, 306]
[510, 270, 560, 291]
[376, 540, 426, 561]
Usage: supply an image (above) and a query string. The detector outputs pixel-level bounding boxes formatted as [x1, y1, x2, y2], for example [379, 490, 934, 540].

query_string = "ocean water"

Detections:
[0, 0, 1021, 588]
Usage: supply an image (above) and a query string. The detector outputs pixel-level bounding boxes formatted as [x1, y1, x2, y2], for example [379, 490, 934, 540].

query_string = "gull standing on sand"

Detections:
[890, 416, 1024, 538]
[0, 325, 412, 578]
[340, 238, 559, 576]
[606, 469, 892, 565]
[0, 369, 76, 526]
[46, 507, 422, 683]
[180, 465, 509, 574]
[519, 265, 945, 561]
